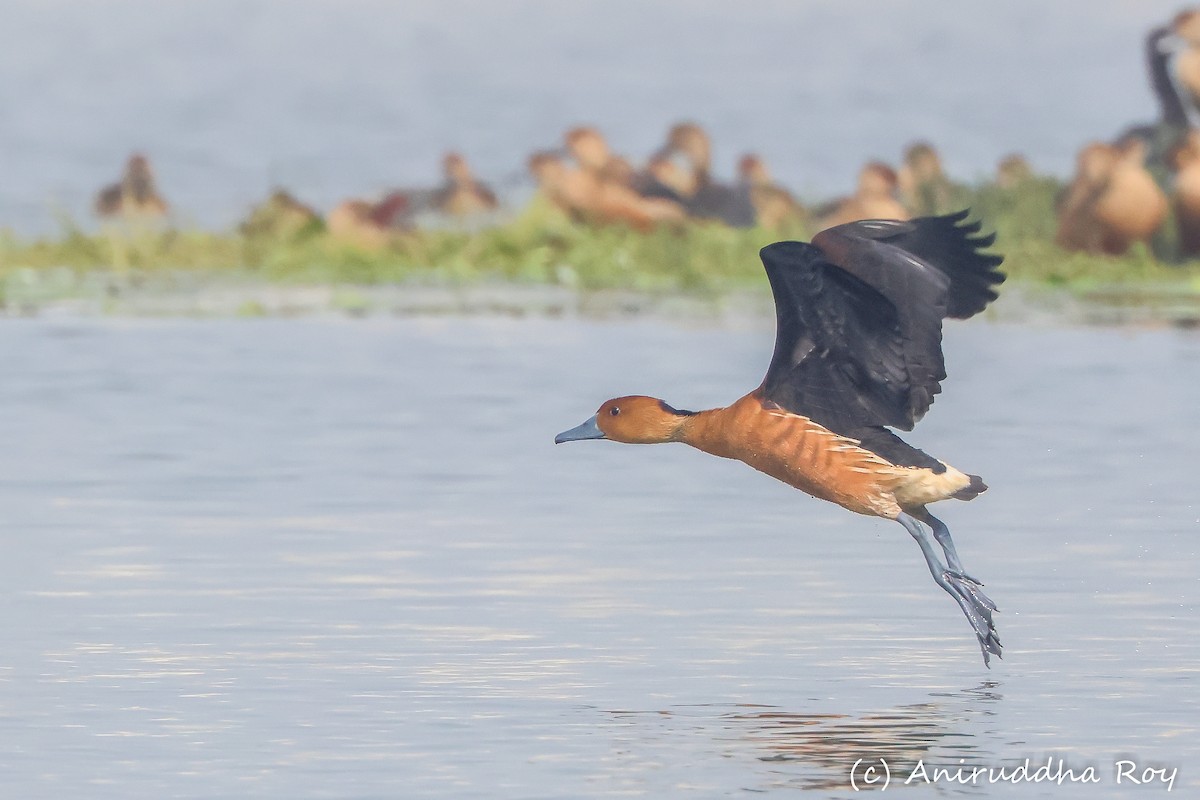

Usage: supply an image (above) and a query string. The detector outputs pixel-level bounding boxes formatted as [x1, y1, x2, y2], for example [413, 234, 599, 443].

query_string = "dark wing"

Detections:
[813, 209, 1005, 319]
[758, 212, 1004, 442]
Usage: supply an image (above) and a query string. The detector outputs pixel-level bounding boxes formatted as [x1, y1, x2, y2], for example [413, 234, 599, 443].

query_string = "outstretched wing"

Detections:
[815, 210, 1005, 319]
[758, 212, 1004, 446]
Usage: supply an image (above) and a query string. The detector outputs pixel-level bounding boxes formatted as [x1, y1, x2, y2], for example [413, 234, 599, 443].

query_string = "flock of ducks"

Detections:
[94, 9, 1200, 261]
[93, 126, 992, 248]
[1055, 8, 1200, 256]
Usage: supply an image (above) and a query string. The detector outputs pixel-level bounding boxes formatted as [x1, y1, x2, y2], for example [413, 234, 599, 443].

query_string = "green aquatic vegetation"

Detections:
[5, 180, 1200, 302]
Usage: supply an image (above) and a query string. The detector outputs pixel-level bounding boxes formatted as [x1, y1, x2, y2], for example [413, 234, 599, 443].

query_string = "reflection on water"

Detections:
[731, 688, 996, 786]
[0, 317, 1197, 797]
[588, 683, 1001, 793]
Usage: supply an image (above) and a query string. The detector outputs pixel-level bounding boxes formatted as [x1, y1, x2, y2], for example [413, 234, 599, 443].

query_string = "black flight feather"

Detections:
[758, 211, 1004, 469]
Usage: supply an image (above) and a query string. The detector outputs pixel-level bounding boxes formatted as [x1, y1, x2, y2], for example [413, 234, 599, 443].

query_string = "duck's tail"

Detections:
[953, 474, 988, 501]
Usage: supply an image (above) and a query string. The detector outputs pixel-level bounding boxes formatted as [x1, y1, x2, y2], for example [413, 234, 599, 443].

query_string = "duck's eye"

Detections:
[609, 407, 621, 416]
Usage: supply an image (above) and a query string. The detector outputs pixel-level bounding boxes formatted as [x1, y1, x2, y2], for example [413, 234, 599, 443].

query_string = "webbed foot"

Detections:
[943, 570, 1002, 666]
[897, 511, 1002, 667]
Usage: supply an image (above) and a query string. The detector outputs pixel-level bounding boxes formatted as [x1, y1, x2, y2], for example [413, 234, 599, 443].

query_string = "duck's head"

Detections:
[565, 127, 610, 172]
[126, 153, 152, 177]
[738, 154, 770, 186]
[1073, 142, 1119, 185]
[528, 151, 567, 185]
[123, 153, 157, 195]
[996, 153, 1033, 188]
[443, 151, 472, 183]
[857, 161, 900, 197]
[1175, 9, 1200, 46]
[555, 396, 694, 445]
[666, 122, 712, 170]
[902, 141, 943, 180]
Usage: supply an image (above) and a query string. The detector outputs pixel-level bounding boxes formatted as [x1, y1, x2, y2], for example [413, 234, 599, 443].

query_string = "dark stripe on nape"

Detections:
[659, 401, 697, 416]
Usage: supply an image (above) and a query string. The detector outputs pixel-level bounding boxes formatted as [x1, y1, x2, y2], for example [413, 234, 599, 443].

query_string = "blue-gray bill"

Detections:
[555, 415, 605, 444]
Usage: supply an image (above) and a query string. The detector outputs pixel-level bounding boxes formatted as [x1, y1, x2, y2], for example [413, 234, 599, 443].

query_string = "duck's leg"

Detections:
[911, 507, 977, 582]
[895, 512, 1002, 666]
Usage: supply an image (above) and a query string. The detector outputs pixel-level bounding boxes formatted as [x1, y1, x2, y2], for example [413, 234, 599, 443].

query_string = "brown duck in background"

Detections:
[528, 151, 684, 231]
[995, 154, 1036, 189]
[564, 125, 689, 204]
[1055, 138, 1168, 255]
[365, 151, 498, 227]
[564, 127, 617, 176]
[326, 199, 393, 250]
[660, 122, 756, 227]
[898, 141, 956, 216]
[557, 211, 1005, 665]
[565, 127, 651, 188]
[1143, 14, 1200, 132]
[637, 153, 695, 203]
[1169, 130, 1200, 257]
[1165, 8, 1200, 126]
[239, 189, 321, 240]
[737, 154, 805, 230]
[815, 161, 910, 229]
[432, 152, 498, 217]
[94, 153, 169, 220]
[1115, 12, 1200, 184]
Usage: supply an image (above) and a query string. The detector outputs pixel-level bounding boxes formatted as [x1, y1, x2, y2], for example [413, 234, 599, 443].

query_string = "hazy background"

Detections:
[0, 0, 1188, 233]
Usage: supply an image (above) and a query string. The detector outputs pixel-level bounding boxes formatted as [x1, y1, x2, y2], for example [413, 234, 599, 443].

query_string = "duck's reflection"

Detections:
[601, 682, 1002, 792]
[731, 682, 1001, 791]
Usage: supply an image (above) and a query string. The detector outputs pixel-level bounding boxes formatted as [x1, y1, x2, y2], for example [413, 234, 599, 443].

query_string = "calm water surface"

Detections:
[0, 316, 1197, 797]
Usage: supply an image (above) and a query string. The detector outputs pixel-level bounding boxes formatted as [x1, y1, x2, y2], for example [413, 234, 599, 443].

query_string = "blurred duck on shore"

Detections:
[995, 153, 1037, 189]
[94, 153, 169, 221]
[736, 154, 805, 230]
[1118, 10, 1200, 178]
[564, 127, 630, 184]
[561, 125, 697, 217]
[1159, 9, 1200, 128]
[240, 189, 322, 240]
[635, 153, 691, 202]
[897, 141, 959, 216]
[1055, 138, 1168, 255]
[656, 122, 756, 227]
[1169, 129, 1200, 256]
[1048, 8, 1200, 258]
[372, 150, 499, 228]
[528, 149, 685, 232]
[326, 199, 393, 250]
[430, 151, 498, 217]
[814, 161, 909, 230]
[325, 151, 499, 248]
